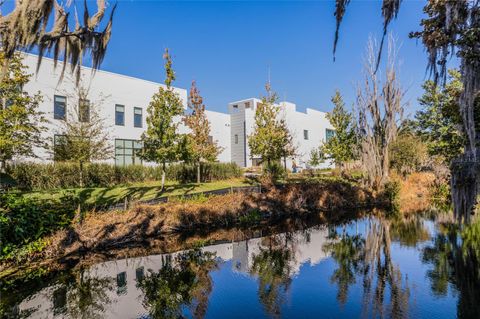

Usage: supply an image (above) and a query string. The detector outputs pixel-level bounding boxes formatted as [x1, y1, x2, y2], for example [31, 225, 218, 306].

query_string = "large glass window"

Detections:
[115, 104, 125, 126]
[54, 95, 66, 120]
[326, 129, 335, 142]
[115, 139, 142, 166]
[79, 99, 90, 122]
[134, 107, 142, 128]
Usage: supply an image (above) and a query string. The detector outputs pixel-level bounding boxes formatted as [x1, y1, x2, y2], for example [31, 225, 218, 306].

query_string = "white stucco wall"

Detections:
[230, 97, 334, 170]
[205, 110, 231, 163]
[20, 53, 232, 164]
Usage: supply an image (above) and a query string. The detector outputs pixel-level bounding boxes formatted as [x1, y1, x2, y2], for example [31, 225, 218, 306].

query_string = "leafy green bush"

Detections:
[389, 134, 427, 177]
[383, 180, 401, 216]
[262, 161, 286, 183]
[7, 162, 243, 191]
[0, 192, 77, 260]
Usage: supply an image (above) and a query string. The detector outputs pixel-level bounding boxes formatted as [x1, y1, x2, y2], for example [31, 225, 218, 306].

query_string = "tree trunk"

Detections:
[79, 160, 84, 188]
[161, 162, 166, 191]
[75, 203, 82, 224]
[197, 162, 201, 184]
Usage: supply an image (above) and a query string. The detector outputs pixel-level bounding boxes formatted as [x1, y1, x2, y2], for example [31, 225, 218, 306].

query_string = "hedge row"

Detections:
[7, 162, 243, 191]
[0, 192, 77, 260]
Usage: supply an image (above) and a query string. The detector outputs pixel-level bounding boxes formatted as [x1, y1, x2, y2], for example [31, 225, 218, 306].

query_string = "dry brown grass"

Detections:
[394, 172, 436, 214]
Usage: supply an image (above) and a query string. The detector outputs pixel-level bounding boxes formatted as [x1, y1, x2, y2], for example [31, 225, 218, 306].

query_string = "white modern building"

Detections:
[21, 53, 333, 170]
[228, 98, 334, 170]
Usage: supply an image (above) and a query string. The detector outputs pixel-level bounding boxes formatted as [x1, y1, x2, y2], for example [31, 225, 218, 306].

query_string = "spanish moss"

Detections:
[0, 0, 116, 84]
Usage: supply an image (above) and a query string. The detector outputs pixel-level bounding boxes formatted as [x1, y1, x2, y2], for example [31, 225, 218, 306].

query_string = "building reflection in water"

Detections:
[10, 216, 480, 319]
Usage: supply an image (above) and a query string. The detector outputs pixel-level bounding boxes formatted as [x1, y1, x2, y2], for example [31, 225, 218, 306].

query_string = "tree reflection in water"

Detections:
[136, 248, 218, 319]
[61, 269, 116, 319]
[324, 218, 413, 318]
[249, 234, 297, 318]
[422, 220, 480, 318]
[323, 232, 364, 306]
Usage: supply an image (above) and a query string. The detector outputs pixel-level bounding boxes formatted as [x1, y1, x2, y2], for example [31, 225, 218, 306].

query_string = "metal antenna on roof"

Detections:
[265, 65, 271, 97]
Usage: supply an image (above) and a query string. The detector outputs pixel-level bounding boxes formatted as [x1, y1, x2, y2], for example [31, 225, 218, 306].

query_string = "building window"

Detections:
[235, 134, 238, 144]
[54, 95, 66, 120]
[79, 99, 90, 122]
[326, 129, 335, 142]
[116, 271, 127, 295]
[208, 135, 213, 144]
[136, 267, 145, 282]
[232, 104, 238, 109]
[134, 107, 142, 128]
[115, 104, 125, 126]
[304, 129, 309, 140]
[115, 139, 142, 166]
[245, 102, 250, 108]
[53, 134, 68, 161]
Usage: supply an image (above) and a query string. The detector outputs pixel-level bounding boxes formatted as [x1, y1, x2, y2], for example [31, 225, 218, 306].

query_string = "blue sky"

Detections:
[27, 1, 458, 115]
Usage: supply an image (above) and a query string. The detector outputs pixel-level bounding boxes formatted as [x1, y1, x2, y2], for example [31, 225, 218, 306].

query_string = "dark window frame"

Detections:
[54, 95, 67, 120]
[115, 138, 143, 166]
[115, 104, 125, 126]
[133, 107, 142, 128]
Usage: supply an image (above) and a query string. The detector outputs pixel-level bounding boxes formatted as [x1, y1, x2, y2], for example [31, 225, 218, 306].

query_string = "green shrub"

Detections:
[166, 162, 242, 183]
[389, 133, 427, 177]
[262, 161, 286, 183]
[7, 162, 242, 191]
[0, 192, 77, 260]
[383, 180, 401, 216]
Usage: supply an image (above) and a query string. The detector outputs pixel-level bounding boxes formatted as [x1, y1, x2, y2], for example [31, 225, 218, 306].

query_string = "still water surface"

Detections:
[2, 214, 480, 318]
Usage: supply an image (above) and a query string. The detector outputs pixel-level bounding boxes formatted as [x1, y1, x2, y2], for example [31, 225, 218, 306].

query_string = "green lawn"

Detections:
[24, 178, 253, 208]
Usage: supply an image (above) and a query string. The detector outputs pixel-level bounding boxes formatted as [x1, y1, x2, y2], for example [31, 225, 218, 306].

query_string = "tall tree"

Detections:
[52, 82, 113, 189]
[183, 81, 222, 183]
[332, 0, 480, 222]
[248, 84, 294, 177]
[355, 36, 405, 190]
[0, 52, 46, 173]
[140, 49, 184, 191]
[415, 69, 465, 163]
[321, 90, 357, 171]
[0, 0, 116, 83]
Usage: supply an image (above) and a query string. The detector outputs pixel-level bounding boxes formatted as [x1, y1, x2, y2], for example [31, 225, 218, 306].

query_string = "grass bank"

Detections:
[0, 178, 384, 275]
[23, 178, 251, 209]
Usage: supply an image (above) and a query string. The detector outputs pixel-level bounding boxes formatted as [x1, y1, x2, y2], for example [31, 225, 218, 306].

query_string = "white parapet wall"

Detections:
[20, 53, 231, 165]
